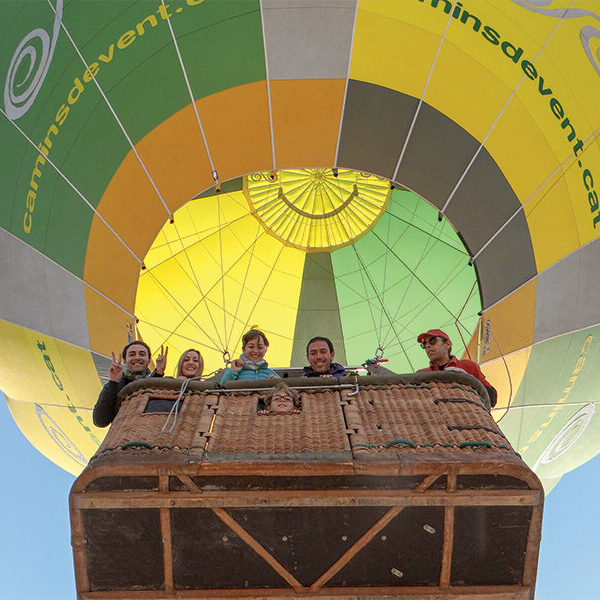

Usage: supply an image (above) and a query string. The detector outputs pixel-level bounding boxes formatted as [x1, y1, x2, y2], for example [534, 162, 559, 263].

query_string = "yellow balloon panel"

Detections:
[524, 165, 583, 272]
[495, 1, 600, 127]
[135, 191, 306, 375]
[480, 279, 537, 363]
[0, 320, 104, 475]
[423, 41, 522, 142]
[351, 9, 436, 99]
[483, 96, 570, 204]
[353, 2, 558, 140]
[484, 346, 533, 417]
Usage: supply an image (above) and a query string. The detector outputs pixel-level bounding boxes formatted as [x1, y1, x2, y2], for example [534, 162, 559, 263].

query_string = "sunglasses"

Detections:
[420, 336, 447, 348]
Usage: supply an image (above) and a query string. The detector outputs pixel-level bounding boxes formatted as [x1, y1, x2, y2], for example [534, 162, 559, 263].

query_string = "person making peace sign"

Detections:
[93, 341, 168, 427]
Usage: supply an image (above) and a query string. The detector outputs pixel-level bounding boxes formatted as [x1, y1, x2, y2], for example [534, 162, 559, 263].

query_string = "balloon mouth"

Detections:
[244, 168, 391, 252]
[134, 168, 480, 379]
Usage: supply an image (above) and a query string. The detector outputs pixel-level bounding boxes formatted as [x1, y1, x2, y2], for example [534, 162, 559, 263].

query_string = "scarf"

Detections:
[239, 352, 268, 371]
[123, 366, 151, 381]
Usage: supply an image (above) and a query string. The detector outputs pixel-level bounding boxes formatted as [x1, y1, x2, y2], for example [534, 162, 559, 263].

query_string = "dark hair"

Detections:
[265, 382, 301, 410]
[176, 348, 204, 378]
[242, 329, 269, 348]
[306, 336, 334, 354]
[122, 340, 151, 360]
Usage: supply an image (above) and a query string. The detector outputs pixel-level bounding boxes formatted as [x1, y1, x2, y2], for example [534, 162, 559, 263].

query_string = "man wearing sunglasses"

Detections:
[416, 329, 497, 407]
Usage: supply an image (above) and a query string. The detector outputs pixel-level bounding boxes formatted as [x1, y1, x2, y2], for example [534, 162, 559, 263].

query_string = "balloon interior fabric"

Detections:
[1, 0, 599, 493]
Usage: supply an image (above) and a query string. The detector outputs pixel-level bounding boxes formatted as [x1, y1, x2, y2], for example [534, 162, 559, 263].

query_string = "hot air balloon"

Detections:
[1, 0, 599, 504]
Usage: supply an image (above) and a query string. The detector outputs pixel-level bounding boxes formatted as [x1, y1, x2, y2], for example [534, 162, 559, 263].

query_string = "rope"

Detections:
[434, 397, 486, 409]
[377, 212, 392, 341]
[449, 384, 478, 393]
[352, 243, 414, 370]
[459, 441, 492, 449]
[351, 245, 380, 349]
[351, 440, 514, 452]
[448, 425, 508, 440]
[487, 322, 513, 423]
[161, 377, 198, 433]
[121, 441, 153, 449]
[163, 211, 267, 358]
[235, 243, 286, 348]
[217, 194, 228, 350]
[167, 219, 227, 351]
[453, 280, 478, 361]
[371, 229, 463, 343]
[384, 438, 417, 449]
[331, 174, 389, 360]
[384, 208, 468, 256]
[225, 218, 264, 354]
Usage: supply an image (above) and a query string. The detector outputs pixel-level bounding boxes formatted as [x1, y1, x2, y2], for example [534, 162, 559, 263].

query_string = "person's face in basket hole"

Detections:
[260, 385, 301, 415]
[270, 391, 297, 415]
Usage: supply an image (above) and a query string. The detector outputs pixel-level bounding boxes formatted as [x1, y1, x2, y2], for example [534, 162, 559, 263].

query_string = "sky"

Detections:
[1, 393, 599, 600]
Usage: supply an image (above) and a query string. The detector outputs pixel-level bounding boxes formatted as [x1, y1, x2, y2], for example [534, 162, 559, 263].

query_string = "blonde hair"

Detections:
[176, 349, 204, 378]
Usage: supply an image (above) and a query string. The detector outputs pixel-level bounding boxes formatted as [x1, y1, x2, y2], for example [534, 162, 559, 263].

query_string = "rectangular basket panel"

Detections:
[345, 383, 517, 462]
[205, 390, 352, 461]
[226, 506, 391, 587]
[82, 508, 164, 591]
[327, 506, 445, 587]
[93, 390, 217, 461]
[451, 505, 533, 585]
[171, 507, 289, 590]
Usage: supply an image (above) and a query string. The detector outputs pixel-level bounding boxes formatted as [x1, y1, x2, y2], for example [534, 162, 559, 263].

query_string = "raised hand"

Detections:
[155, 345, 168, 375]
[108, 352, 123, 382]
[230, 358, 245, 373]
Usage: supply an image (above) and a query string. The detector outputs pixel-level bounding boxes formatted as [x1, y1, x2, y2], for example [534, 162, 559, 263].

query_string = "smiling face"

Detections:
[243, 335, 268, 363]
[307, 340, 334, 374]
[270, 392, 295, 415]
[124, 343, 150, 373]
[422, 336, 452, 366]
[180, 350, 201, 378]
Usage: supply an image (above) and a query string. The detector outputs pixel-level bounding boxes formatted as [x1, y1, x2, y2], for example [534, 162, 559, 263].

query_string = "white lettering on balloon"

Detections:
[3, 0, 63, 120]
[34, 402, 87, 468]
[510, 0, 600, 77]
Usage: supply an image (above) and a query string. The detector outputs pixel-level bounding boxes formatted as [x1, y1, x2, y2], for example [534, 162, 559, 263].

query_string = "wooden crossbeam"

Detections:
[211, 507, 304, 593]
[73, 488, 541, 510]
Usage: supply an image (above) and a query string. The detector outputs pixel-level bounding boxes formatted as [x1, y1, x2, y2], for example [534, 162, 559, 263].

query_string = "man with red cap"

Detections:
[416, 329, 497, 407]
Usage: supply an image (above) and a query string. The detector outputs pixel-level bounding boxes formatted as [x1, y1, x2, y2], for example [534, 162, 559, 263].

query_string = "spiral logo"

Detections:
[510, 0, 600, 77]
[35, 402, 87, 468]
[533, 403, 595, 469]
[3, 0, 63, 120]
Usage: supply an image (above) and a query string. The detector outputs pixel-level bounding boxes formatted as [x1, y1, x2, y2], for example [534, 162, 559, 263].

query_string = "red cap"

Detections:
[417, 329, 450, 343]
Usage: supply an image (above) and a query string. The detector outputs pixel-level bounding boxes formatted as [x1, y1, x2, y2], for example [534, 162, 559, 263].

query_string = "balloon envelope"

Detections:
[1, 0, 599, 490]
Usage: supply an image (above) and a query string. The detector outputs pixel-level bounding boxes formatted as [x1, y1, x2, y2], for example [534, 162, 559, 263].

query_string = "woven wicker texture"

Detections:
[344, 382, 514, 459]
[205, 389, 351, 460]
[94, 388, 217, 459]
